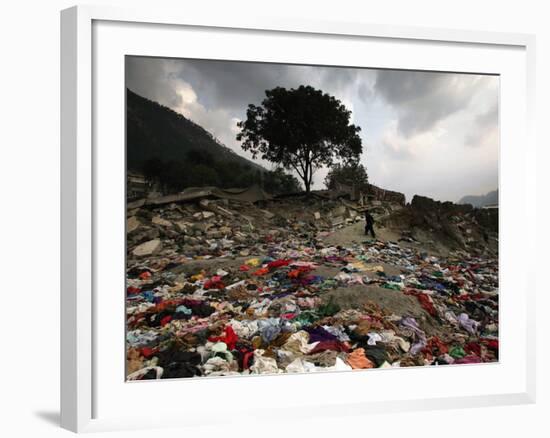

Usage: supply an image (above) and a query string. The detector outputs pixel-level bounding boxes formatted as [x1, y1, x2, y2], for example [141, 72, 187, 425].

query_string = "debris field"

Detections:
[126, 192, 499, 380]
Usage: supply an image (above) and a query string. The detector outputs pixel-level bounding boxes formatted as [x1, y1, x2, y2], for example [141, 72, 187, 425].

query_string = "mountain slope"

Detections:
[126, 88, 262, 172]
[126, 89, 301, 194]
[458, 189, 498, 207]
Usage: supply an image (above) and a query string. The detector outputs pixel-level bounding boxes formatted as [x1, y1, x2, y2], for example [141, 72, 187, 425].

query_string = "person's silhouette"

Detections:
[364, 209, 375, 238]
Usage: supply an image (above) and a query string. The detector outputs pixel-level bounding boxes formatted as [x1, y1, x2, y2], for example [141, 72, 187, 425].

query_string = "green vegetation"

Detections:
[127, 89, 300, 194]
[237, 85, 363, 193]
[324, 162, 369, 191]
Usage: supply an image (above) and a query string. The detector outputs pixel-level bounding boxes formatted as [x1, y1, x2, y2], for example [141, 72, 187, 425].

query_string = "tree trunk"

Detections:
[303, 161, 310, 194]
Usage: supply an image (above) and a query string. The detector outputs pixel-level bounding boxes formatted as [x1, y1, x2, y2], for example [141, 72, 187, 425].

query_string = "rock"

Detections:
[331, 206, 347, 217]
[216, 206, 234, 218]
[186, 236, 199, 245]
[206, 230, 222, 239]
[130, 228, 160, 246]
[127, 216, 141, 233]
[175, 221, 190, 233]
[192, 222, 213, 233]
[132, 239, 162, 257]
[181, 244, 193, 253]
[164, 229, 180, 238]
[152, 216, 173, 227]
[193, 244, 205, 253]
[136, 209, 153, 220]
[219, 226, 232, 235]
[199, 199, 235, 219]
[261, 209, 275, 219]
[233, 233, 247, 243]
[194, 211, 215, 220]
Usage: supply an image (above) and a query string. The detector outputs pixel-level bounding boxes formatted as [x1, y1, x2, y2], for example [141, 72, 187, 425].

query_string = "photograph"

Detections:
[125, 56, 499, 381]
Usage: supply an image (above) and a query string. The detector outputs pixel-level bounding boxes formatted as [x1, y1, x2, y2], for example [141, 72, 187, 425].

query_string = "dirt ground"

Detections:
[322, 221, 451, 257]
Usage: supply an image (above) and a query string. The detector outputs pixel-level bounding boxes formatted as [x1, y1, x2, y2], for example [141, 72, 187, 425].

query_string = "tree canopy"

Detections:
[324, 162, 369, 191]
[236, 85, 363, 193]
[140, 156, 301, 195]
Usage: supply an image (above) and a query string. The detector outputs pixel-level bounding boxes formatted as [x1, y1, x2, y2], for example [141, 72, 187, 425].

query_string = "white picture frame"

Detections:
[60, 4, 536, 433]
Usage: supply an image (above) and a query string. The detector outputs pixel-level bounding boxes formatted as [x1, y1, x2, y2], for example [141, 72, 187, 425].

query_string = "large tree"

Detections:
[236, 85, 362, 193]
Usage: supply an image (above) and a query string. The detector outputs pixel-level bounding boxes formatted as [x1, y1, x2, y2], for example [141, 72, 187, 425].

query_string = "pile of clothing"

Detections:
[126, 235, 499, 380]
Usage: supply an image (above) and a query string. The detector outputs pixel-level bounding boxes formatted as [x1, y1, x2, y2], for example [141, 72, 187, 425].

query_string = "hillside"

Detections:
[459, 189, 498, 208]
[126, 89, 299, 193]
[127, 88, 261, 171]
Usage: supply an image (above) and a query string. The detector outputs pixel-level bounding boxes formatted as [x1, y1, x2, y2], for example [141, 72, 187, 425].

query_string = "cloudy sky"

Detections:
[126, 56, 499, 202]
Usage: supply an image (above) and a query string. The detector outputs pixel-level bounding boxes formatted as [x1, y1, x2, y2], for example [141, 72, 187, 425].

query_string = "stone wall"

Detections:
[365, 184, 406, 206]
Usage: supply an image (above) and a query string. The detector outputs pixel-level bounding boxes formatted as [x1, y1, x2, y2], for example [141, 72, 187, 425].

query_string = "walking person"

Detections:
[364, 209, 376, 238]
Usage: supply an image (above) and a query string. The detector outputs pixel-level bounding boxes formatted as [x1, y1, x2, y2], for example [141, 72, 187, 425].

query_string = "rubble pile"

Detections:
[366, 183, 406, 206]
[126, 194, 499, 380]
[381, 195, 499, 255]
[127, 196, 367, 261]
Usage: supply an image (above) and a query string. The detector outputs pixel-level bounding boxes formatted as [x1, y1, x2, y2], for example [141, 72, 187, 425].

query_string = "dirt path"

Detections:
[322, 221, 400, 247]
[321, 221, 449, 257]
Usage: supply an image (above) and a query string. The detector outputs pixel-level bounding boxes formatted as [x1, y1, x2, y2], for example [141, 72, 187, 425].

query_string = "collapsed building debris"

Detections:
[365, 183, 406, 206]
[127, 184, 272, 209]
[126, 187, 499, 380]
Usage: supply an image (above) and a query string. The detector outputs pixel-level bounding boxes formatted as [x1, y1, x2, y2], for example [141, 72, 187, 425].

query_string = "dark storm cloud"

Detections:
[126, 56, 498, 201]
[178, 59, 369, 110]
[126, 56, 369, 117]
[171, 59, 299, 111]
[374, 70, 493, 137]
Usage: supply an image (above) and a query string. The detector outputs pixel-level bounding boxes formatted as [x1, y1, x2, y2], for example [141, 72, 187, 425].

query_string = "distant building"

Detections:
[127, 171, 150, 200]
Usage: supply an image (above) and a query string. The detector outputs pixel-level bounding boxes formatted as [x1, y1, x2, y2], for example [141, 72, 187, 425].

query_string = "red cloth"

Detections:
[252, 267, 269, 276]
[465, 342, 482, 356]
[454, 355, 482, 364]
[204, 276, 225, 289]
[153, 299, 182, 312]
[422, 336, 449, 358]
[267, 259, 291, 270]
[288, 266, 312, 279]
[308, 340, 350, 354]
[455, 293, 484, 301]
[139, 271, 152, 280]
[481, 338, 499, 351]
[127, 286, 141, 295]
[209, 325, 239, 350]
[140, 347, 158, 358]
[160, 315, 172, 326]
[405, 289, 437, 316]
[238, 348, 254, 370]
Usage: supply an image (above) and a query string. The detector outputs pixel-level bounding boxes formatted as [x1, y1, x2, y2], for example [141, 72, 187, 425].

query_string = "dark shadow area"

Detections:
[34, 410, 60, 427]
